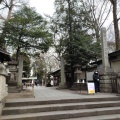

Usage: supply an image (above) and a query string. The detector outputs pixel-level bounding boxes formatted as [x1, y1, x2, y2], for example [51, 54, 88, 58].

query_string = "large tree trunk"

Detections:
[0, 0, 3, 4]
[68, 0, 74, 87]
[16, 46, 20, 61]
[7, 0, 14, 19]
[110, 0, 120, 50]
[94, 19, 101, 42]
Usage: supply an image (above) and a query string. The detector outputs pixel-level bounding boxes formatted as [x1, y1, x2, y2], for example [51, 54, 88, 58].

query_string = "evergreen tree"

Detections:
[53, 0, 101, 87]
[0, 6, 53, 60]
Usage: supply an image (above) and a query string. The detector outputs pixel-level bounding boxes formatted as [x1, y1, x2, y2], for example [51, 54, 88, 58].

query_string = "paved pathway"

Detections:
[6, 86, 118, 102]
[29, 86, 117, 100]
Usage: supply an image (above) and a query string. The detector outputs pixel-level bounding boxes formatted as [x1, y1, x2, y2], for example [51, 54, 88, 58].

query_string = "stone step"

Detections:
[2, 101, 120, 115]
[1, 106, 120, 120]
[8, 87, 22, 93]
[5, 97, 120, 107]
[61, 114, 120, 120]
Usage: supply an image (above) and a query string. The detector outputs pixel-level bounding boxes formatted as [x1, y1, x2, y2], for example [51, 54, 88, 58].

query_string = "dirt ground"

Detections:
[6, 89, 35, 99]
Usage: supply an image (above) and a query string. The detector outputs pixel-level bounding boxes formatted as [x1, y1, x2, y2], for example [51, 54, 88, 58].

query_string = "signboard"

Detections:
[86, 71, 94, 81]
[87, 82, 95, 94]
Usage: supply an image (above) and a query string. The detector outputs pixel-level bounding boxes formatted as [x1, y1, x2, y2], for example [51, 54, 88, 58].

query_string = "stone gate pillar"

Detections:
[99, 27, 114, 92]
[0, 63, 8, 116]
[17, 55, 23, 87]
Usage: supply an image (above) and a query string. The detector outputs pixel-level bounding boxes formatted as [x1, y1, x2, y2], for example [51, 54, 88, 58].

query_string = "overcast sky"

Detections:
[29, 0, 55, 16]
[29, 0, 113, 28]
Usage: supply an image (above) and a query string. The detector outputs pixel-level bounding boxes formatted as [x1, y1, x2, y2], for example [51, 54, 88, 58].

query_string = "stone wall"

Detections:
[100, 73, 116, 93]
[0, 64, 8, 116]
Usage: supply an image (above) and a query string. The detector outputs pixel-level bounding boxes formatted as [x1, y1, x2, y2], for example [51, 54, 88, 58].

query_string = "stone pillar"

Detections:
[99, 27, 114, 92]
[101, 28, 110, 71]
[0, 63, 8, 116]
[58, 56, 67, 89]
[17, 55, 23, 87]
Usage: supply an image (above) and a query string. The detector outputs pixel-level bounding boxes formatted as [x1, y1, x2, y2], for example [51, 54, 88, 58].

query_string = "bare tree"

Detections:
[107, 26, 116, 52]
[109, 0, 120, 50]
[0, 0, 28, 50]
[80, 0, 112, 42]
[45, 49, 60, 73]
[0, 0, 28, 20]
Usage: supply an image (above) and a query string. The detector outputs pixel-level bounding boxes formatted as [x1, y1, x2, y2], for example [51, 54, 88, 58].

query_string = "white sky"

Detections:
[29, 0, 55, 16]
[29, 0, 113, 28]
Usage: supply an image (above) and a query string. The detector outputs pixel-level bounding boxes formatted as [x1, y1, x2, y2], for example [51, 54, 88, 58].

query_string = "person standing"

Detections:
[93, 70, 100, 93]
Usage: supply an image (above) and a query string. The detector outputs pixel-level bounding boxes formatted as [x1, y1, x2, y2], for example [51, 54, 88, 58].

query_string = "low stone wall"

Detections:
[100, 73, 116, 93]
[0, 64, 8, 116]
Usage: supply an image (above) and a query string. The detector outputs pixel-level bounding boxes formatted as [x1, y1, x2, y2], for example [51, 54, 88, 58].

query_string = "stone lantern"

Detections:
[0, 49, 11, 116]
[74, 64, 82, 83]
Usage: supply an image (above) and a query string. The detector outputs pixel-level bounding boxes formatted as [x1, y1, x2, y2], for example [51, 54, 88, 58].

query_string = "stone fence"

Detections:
[0, 63, 8, 116]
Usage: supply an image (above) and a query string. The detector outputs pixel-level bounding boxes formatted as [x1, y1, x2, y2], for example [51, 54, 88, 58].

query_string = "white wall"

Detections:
[111, 60, 120, 73]
[86, 71, 94, 81]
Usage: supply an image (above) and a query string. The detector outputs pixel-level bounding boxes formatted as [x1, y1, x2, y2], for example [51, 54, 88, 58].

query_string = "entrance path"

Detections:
[6, 86, 119, 102]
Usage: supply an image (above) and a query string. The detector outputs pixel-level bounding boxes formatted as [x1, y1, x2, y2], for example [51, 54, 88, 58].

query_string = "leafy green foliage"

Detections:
[53, 0, 101, 87]
[54, 0, 101, 66]
[0, 6, 53, 59]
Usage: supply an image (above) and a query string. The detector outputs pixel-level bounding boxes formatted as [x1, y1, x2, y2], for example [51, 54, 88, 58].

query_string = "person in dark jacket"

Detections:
[93, 70, 100, 93]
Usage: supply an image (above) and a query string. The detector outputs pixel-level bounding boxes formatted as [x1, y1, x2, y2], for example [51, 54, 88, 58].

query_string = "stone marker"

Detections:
[58, 56, 66, 89]
[101, 27, 110, 72]
[17, 55, 23, 87]
[99, 27, 114, 92]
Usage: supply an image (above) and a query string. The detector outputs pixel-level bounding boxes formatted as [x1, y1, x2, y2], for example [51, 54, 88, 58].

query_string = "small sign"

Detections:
[87, 82, 95, 94]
